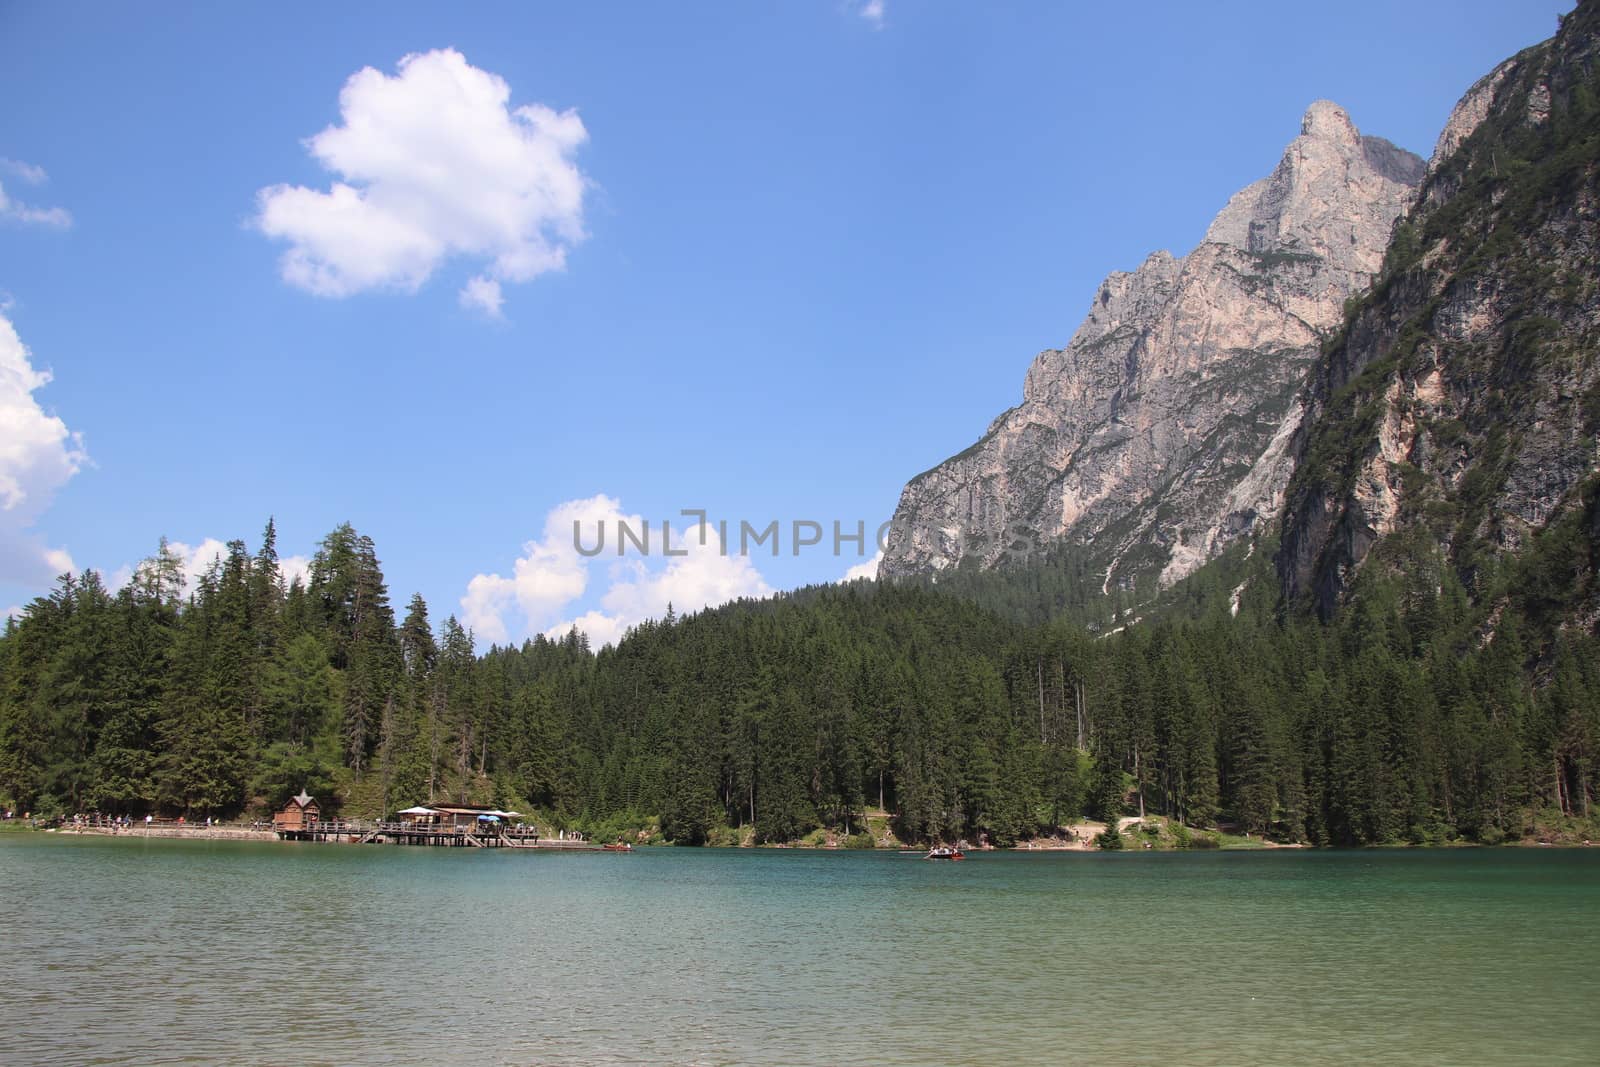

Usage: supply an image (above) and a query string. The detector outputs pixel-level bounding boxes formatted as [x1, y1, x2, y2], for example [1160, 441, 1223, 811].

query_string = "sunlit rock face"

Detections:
[883, 102, 1424, 592]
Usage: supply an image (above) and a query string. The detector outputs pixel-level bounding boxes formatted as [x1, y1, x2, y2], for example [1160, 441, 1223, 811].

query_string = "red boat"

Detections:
[602, 842, 633, 852]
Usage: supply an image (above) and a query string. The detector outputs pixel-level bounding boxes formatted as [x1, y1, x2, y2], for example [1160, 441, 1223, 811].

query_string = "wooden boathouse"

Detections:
[272, 790, 320, 833]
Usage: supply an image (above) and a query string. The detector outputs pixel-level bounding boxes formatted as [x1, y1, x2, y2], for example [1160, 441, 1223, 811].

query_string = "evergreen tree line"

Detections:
[1, 519, 1595, 845]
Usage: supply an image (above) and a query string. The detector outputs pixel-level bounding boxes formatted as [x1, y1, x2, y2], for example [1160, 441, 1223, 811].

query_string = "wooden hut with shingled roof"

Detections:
[273, 790, 320, 832]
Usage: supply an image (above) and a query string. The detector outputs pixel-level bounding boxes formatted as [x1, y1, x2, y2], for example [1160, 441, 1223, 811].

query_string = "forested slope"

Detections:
[3, 516, 1595, 845]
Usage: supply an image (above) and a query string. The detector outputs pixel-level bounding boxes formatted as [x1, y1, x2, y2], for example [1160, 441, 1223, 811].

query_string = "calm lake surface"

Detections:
[1, 836, 1595, 1066]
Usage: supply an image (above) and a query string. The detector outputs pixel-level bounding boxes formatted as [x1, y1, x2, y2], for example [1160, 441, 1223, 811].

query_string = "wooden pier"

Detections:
[276, 820, 612, 850]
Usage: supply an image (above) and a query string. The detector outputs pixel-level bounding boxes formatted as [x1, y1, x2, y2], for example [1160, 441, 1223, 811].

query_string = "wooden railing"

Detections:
[46, 813, 568, 840]
[291, 820, 553, 838]
[54, 814, 277, 832]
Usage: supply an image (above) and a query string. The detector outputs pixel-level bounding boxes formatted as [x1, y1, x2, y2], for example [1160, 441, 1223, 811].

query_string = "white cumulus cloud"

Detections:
[254, 48, 588, 314]
[562, 523, 773, 645]
[551, 608, 629, 651]
[459, 275, 504, 317]
[462, 494, 631, 645]
[857, 0, 887, 28]
[168, 538, 230, 593]
[109, 539, 312, 601]
[167, 540, 312, 596]
[1, 159, 47, 184]
[0, 159, 71, 228]
[280, 554, 312, 589]
[840, 549, 882, 583]
[464, 496, 773, 649]
[0, 311, 85, 586]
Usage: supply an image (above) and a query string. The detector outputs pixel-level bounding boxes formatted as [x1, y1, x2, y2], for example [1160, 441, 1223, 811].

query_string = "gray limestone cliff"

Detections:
[1278, 5, 1600, 620]
[881, 102, 1425, 590]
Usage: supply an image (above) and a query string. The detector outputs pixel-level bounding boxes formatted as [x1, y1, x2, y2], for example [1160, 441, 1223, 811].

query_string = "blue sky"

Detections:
[0, 1, 1573, 645]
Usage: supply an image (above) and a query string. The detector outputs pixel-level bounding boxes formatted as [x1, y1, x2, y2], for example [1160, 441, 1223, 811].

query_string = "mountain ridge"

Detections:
[881, 101, 1424, 597]
[1279, 1, 1600, 623]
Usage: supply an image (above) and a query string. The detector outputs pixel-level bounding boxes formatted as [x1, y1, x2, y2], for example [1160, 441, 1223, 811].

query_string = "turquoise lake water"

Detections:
[1, 836, 1595, 1066]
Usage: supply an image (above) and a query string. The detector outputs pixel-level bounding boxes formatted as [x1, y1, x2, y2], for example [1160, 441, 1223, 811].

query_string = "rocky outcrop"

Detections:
[1279, 3, 1600, 617]
[882, 103, 1424, 590]
[1427, 57, 1518, 174]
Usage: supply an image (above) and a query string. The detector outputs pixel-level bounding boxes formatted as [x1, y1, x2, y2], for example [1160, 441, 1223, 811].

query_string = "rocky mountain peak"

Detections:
[1428, 58, 1519, 173]
[882, 103, 1425, 590]
[1204, 103, 1423, 276]
[1301, 99, 1359, 144]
